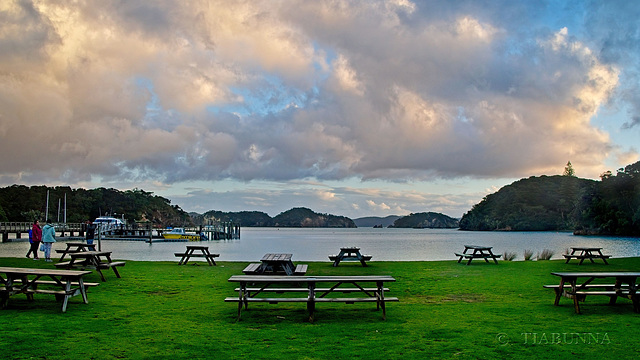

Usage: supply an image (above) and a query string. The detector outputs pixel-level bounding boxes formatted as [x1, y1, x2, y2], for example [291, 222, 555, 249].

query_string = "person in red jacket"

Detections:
[26, 219, 42, 260]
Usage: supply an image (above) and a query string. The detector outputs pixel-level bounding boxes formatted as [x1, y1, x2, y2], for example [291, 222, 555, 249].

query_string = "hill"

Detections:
[390, 212, 459, 228]
[459, 175, 596, 231]
[353, 215, 402, 227]
[0, 185, 191, 228]
[192, 207, 356, 228]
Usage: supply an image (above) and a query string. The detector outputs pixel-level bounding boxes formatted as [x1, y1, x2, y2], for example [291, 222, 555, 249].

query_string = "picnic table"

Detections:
[225, 275, 398, 321]
[546, 272, 640, 314]
[329, 247, 372, 267]
[56, 242, 96, 262]
[0, 266, 95, 312]
[55, 251, 125, 282]
[243, 253, 307, 276]
[455, 245, 501, 265]
[563, 247, 610, 265]
[174, 245, 220, 266]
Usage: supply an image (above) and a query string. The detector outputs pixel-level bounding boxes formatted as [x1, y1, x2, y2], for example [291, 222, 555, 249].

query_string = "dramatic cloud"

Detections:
[0, 0, 638, 217]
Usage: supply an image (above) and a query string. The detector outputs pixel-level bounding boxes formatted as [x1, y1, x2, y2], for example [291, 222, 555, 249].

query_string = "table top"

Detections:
[340, 246, 360, 250]
[229, 275, 395, 283]
[70, 251, 112, 257]
[185, 245, 209, 250]
[569, 247, 603, 251]
[464, 245, 492, 250]
[551, 272, 640, 278]
[261, 253, 293, 262]
[63, 242, 95, 247]
[0, 266, 92, 277]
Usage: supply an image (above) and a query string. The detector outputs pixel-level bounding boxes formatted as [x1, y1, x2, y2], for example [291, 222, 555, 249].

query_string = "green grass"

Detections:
[2, 257, 640, 359]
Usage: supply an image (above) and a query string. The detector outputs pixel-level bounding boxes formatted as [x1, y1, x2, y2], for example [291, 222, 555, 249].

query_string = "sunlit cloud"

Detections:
[1, 0, 639, 218]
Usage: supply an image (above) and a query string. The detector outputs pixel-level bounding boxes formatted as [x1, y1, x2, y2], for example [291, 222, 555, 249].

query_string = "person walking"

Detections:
[41, 219, 56, 262]
[26, 220, 42, 259]
[85, 219, 96, 246]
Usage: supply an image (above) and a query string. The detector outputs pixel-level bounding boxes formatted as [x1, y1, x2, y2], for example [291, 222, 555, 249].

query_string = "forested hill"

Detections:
[459, 160, 640, 236]
[459, 175, 596, 231]
[0, 185, 191, 227]
[391, 212, 459, 228]
[193, 207, 356, 227]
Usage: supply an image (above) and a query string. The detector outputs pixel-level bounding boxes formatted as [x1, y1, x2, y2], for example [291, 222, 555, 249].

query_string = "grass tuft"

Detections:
[536, 248, 554, 260]
[502, 251, 517, 261]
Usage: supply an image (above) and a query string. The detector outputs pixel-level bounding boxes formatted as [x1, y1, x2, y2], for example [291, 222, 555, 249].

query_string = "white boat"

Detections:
[93, 216, 125, 232]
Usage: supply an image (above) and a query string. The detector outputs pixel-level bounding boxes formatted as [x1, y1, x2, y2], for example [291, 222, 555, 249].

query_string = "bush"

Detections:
[536, 248, 554, 260]
[524, 249, 534, 261]
[503, 251, 517, 261]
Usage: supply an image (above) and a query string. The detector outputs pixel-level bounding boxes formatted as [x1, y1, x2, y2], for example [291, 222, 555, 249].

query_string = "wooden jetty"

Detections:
[0, 221, 240, 243]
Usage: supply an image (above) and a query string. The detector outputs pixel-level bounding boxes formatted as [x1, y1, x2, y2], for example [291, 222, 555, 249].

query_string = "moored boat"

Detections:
[162, 228, 206, 241]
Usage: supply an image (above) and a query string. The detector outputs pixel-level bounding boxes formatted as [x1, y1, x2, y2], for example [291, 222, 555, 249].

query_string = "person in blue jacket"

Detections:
[41, 219, 56, 262]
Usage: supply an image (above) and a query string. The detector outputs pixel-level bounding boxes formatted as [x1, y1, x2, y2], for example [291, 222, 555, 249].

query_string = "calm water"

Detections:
[1, 227, 639, 262]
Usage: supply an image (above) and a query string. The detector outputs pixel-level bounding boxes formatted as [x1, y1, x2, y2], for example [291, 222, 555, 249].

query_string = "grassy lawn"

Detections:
[1, 256, 639, 359]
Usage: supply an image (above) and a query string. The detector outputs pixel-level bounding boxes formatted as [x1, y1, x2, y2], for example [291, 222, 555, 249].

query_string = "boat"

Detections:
[93, 216, 126, 233]
[93, 216, 125, 226]
[162, 228, 207, 241]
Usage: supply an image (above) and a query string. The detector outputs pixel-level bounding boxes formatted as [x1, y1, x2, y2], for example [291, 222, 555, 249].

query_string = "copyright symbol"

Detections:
[496, 333, 509, 345]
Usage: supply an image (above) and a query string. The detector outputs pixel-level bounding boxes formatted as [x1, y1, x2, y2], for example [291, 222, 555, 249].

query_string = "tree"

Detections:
[563, 161, 575, 177]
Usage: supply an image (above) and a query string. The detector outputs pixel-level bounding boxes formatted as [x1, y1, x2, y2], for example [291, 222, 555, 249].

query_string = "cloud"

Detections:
[0, 0, 635, 193]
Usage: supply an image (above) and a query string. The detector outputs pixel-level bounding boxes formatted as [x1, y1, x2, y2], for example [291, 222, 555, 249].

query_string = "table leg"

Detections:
[359, 253, 368, 267]
[578, 251, 586, 265]
[59, 246, 71, 262]
[78, 277, 89, 304]
[61, 279, 71, 313]
[597, 250, 609, 265]
[570, 280, 581, 314]
[307, 283, 316, 322]
[609, 278, 622, 305]
[566, 249, 577, 264]
[378, 281, 386, 320]
[489, 250, 499, 264]
[554, 278, 565, 306]
[466, 250, 477, 265]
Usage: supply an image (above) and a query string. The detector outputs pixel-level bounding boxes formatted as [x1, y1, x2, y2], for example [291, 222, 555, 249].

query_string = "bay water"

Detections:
[1, 227, 639, 262]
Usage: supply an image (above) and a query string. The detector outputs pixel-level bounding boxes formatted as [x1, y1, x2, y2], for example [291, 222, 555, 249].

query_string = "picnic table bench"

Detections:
[329, 247, 372, 267]
[56, 242, 96, 262]
[455, 245, 501, 265]
[174, 245, 220, 266]
[242, 253, 307, 276]
[546, 272, 640, 314]
[0, 267, 94, 312]
[563, 247, 610, 265]
[225, 275, 398, 321]
[55, 251, 125, 282]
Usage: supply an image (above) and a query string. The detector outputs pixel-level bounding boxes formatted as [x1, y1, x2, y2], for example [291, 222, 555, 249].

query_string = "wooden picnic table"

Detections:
[56, 242, 96, 262]
[329, 246, 372, 267]
[0, 266, 93, 312]
[55, 251, 125, 282]
[174, 245, 220, 266]
[563, 247, 610, 265]
[547, 272, 640, 314]
[225, 275, 398, 321]
[455, 245, 501, 265]
[243, 253, 307, 276]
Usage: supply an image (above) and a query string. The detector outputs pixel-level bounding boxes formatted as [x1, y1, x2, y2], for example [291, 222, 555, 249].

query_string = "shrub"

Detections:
[524, 249, 534, 261]
[503, 251, 517, 261]
[537, 248, 554, 260]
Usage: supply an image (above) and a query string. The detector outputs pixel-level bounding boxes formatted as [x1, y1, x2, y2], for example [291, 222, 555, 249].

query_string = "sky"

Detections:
[1, 0, 639, 219]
